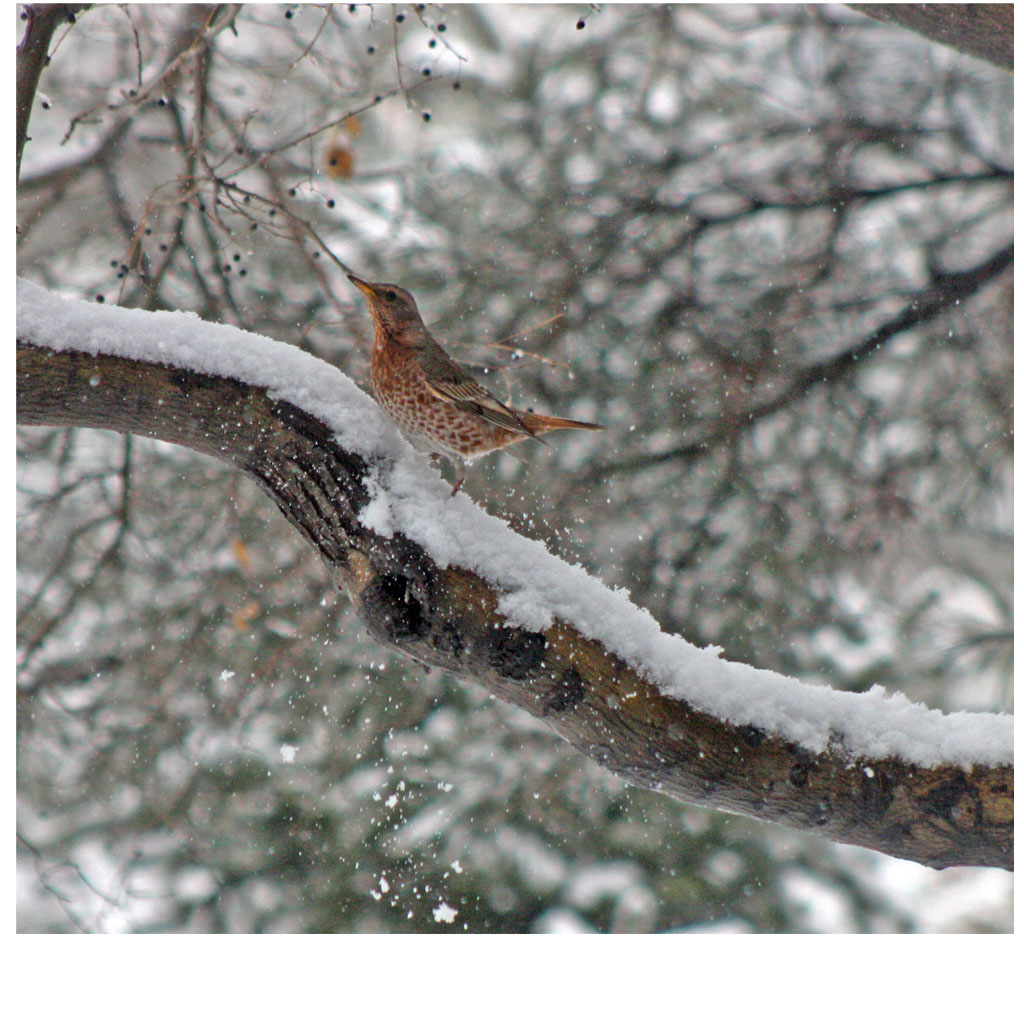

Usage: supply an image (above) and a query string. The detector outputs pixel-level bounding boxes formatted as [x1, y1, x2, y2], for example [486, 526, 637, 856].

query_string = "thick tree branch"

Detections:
[16, 309, 1012, 870]
[848, 5, 1013, 71]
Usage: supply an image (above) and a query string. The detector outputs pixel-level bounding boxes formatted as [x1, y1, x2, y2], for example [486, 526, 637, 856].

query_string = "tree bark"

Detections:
[848, 4, 1013, 70]
[16, 330, 1013, 870]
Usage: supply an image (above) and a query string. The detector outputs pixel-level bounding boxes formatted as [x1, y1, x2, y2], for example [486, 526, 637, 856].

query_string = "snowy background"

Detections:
[17, 4, 1012, 932]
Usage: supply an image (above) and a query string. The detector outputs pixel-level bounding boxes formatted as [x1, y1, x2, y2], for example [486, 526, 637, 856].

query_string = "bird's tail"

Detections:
[520, 411, 604, 435]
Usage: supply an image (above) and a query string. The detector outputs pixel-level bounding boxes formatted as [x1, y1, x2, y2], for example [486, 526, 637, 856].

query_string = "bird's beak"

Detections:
[347, 274, 378, 299]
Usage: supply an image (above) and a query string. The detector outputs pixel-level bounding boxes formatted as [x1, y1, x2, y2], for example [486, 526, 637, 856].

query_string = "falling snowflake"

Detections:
[432, 902, 457, 924]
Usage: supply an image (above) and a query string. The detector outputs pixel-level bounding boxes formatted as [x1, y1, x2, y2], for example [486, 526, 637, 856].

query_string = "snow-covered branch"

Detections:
[16, 281, 1013, 869]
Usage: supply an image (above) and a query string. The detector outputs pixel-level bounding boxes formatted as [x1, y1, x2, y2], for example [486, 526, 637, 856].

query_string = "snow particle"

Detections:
[432, 902, 457, 924]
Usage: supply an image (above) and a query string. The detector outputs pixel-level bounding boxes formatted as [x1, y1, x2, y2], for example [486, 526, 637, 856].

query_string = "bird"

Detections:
[347, 274, 603, 494]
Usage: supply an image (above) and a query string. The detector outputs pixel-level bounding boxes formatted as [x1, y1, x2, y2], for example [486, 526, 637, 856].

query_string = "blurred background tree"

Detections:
[17, 3, 1011, 932]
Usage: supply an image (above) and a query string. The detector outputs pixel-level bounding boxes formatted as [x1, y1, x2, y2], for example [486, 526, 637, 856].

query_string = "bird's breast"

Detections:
[370, 344, 510, 459]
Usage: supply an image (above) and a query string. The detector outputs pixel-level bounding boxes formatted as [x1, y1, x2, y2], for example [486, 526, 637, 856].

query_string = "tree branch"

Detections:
[595, 245, 1013, 477]
[16, 295, 1012, 870]
[16, 4, 88, 182]
[848, 4, 1013, 71]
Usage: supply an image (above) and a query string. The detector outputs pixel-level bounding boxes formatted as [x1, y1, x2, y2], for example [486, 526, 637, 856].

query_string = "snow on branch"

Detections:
[16, 280, 1013, 869]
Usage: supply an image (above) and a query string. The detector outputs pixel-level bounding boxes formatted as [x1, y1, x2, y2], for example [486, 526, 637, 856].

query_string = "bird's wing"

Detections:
[419, 346, 538, 437]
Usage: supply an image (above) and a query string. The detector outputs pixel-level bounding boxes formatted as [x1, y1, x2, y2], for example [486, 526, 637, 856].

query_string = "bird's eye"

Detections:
[384, 289, 397, 301]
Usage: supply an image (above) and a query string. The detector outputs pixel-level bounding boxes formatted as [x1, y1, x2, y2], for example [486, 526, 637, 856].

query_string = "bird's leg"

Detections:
[427, 453, 465, 496]
[447, 457, 467, 497]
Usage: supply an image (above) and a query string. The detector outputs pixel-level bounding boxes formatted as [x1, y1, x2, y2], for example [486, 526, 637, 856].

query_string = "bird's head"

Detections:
[347, 275, 428, 347]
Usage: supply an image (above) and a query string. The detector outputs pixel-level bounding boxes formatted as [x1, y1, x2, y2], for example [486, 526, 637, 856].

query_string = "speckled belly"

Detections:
[371, 353, 506, 461]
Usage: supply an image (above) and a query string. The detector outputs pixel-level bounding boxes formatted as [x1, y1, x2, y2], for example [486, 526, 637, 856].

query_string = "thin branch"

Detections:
[594, 245, 1013, 478]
